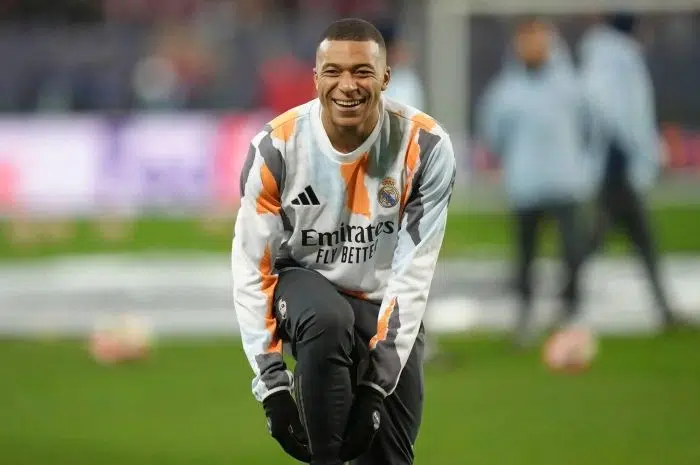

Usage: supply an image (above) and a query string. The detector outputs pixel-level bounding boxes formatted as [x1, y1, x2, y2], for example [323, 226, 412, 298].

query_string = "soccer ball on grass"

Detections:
[89, 313, 153, 365]
[542, 326, 598, 373]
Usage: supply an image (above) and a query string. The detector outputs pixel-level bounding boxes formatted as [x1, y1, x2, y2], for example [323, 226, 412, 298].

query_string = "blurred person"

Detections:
[381, 27, 425, 110]
[132, 23, 216, 110]
[232, 17, 455, 465]
[579, 14, 683, 328]
[478, 18, 590, 347]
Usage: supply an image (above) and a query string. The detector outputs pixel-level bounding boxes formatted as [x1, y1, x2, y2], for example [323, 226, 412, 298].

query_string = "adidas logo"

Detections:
[291, 186, 320, 206]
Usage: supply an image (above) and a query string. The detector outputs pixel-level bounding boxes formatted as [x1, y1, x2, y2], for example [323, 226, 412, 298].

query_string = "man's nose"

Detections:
[338, 71, 357, 93]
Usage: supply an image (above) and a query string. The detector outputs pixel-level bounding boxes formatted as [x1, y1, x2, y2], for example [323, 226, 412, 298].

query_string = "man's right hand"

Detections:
[339, 384, 385, 461]
[262, 390, 311, 463]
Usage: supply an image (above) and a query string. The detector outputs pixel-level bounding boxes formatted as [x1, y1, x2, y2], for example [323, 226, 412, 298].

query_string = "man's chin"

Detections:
[329, 113, 365, 129]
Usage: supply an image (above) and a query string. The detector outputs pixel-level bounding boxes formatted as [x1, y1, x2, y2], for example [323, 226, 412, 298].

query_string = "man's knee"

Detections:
[288, 279, 355, 359]
[306, 299, 355, 343]
[276, 268, 354, 340]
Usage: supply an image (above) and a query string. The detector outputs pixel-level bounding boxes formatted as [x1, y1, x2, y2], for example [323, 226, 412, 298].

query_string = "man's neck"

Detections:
[524, 60, 544, 72]
[322, 108, 380, 154]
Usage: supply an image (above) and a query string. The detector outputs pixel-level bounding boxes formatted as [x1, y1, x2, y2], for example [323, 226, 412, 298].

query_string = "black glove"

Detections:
[339, 385, 385, 461]
[262, 390, 311, 463]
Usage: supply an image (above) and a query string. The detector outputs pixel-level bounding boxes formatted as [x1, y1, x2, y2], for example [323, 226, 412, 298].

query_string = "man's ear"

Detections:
[313, 67, 319, 89]
[381, 66, 391, 91]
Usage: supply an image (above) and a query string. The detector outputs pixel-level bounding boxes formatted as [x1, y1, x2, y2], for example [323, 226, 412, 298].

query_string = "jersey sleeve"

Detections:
[232, 131, 292, 402]
[361, 134, 456, 396]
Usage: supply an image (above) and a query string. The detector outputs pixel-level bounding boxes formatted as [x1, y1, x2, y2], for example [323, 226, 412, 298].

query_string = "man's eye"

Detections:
[324, 69, 340, 76]
[355, 70, 373, 76]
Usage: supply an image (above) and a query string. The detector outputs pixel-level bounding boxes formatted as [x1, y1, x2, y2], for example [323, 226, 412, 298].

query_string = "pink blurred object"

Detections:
[0, 161, 17, 209]
[89, 332, 125, 365]
[542, 327, 598, 374]
[88, 314, 152, 365]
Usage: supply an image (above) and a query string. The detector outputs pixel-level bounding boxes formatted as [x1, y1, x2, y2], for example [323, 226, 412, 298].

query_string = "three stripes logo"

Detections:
[291, 185, 320, 206]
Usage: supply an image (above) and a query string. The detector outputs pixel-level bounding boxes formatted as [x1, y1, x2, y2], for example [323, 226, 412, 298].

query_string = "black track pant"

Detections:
[513, 201, 585, 326]
[586, 179, 673, 318]
[273, 265, 424, 465]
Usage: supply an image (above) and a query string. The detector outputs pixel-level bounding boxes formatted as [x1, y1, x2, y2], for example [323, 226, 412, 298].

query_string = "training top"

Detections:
[232, 96, 456, 402]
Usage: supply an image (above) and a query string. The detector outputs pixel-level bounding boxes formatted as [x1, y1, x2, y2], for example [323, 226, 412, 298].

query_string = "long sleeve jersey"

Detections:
[232, 97, 456, 401]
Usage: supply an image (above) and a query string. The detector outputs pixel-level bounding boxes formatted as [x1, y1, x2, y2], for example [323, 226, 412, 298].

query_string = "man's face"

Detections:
[314, 39, 390, 129]
[514, 21, 550, 67]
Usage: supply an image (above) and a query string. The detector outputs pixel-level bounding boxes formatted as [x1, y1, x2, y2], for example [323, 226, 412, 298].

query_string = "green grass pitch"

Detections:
[1, 203, 700, 260]
[2, 333, 699, 465]
[2, 204, 700, 464]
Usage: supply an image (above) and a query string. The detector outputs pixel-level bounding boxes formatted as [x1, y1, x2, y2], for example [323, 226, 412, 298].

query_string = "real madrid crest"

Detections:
[277, 299, 287, 320]
[377, 177, 399, 208]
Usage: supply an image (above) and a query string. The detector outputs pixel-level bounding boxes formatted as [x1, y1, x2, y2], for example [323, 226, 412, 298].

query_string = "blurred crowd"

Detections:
[0, 0, 417, 114]
[1, 3, 699, 129]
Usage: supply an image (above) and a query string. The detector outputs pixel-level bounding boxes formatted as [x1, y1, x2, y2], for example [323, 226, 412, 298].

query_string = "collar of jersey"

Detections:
[311, 97, 385, 164]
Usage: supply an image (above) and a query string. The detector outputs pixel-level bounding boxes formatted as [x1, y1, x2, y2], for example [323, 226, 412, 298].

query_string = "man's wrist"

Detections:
[261, 387, 291, 403]
[257, 369, 294, 403]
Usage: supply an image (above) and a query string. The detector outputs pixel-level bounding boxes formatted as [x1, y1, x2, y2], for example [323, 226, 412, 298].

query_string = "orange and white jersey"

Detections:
[232, 97, 456, 401]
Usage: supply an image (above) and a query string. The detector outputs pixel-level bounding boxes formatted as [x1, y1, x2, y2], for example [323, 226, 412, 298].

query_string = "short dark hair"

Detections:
[607, 13, 638, 35]
[319, 18, 386, 52]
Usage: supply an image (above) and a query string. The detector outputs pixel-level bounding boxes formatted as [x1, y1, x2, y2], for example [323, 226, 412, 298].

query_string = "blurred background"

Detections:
[1, 1, 699, 464]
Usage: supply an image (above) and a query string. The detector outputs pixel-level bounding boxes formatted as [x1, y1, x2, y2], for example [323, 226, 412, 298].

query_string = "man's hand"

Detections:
[339, 385, 385, 461]
[262, 390, 311, 463]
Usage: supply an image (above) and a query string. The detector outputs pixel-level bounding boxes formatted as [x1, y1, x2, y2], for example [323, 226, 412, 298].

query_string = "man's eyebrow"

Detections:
[321, 62, 376, 70]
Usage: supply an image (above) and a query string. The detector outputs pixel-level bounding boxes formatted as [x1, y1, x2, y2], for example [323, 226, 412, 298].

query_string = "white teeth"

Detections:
[334, 99, 362, 107]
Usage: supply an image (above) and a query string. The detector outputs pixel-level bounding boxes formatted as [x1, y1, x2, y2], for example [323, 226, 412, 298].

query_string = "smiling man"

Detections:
[232, 18, 456, 465]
